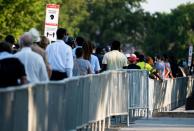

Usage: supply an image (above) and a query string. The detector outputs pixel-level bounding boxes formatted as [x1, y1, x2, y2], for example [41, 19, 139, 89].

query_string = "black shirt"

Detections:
[0, 58, 26, 88]
[127, 64, 141, 69]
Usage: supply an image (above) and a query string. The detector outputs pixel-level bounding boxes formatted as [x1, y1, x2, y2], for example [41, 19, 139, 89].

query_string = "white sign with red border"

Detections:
[44, 4, 60, 41]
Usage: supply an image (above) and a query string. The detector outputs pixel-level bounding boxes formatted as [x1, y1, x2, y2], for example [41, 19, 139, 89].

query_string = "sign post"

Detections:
[44, 4, 60, 42]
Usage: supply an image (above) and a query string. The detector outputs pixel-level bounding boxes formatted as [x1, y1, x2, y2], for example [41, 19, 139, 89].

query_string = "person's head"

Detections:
[5, 35, 15, 45]
[128, 54, 139, 63]
[39, 36, 50, 49]
[28, 28, 41, 44]
[134, 51, 140, 59]
[19, 32, 33, 47]
[163, 54, 169, 61]
[82, 40, 93, 60]
[156, 55, 164, 61]
[111, 40, 120, 51]
[12, 44, 20, 54]
[138, 54, 145, 62]
[75, 36, 85, 47]
[75, 47, 83, 58]
[91, 42, 96, 53]
[56, 28, 67, 40]
[146, 56, 154, 66]
[66, 36, 75, 48]
[0, 41, 12, 53]
[96, 46, 103, 55]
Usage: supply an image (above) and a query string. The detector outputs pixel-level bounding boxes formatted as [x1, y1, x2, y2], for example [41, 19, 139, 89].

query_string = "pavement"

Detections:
[153, 106, 194, 118]
[106, 117, 194, 131]
[106, 106, 194, 131]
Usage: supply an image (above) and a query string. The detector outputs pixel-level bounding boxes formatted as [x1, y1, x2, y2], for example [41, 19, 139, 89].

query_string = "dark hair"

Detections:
[75, 36, 85, 46]
[5, 35, 15, 45]
[111, 40, 120, 51]
[134, 51, 140, 59]
[66, 36, 75, 48]
[57, 28, 67, 39]
[82, 40, 93, 61]
[156, 55, 164, 61]
[0, 41, 12, 53]
[39, 36, 49, 49]
[96, 46, 103, 54]
[138, 54, 145, 62]
[75, 47, 83, 58]
[163, 54, 169, 61]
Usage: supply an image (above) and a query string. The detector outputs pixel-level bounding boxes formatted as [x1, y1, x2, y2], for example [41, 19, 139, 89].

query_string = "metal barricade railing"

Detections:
[150, 77, 193, 113]
[127, 70, 149, 123]
[1, 70, 192, 131]
[0, 71, 129, 131]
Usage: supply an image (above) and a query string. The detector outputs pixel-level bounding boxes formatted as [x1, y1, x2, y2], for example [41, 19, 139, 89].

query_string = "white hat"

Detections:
[28, 28, 41, 43]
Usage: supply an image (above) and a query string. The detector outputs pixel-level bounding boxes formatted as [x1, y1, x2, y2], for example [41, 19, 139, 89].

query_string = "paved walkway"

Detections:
[153, 106, 194, 118]
[107, 105, 194, 131]
[107, 117, 194, 131]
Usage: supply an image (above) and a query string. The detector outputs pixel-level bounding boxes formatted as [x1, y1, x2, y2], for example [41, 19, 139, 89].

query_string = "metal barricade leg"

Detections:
[98, 120, 101, 131]
[101, 119, 105, 131]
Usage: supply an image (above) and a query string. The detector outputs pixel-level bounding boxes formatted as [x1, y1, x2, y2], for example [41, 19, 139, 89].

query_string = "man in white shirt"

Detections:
[15, 32, 49, 83]
[102, 40, 128, 71]
[46, 28, 73, 80]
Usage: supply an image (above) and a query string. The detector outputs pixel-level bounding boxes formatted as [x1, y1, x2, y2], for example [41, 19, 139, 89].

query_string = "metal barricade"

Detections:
[0, 71, 129, 131]
[127, 70, 149, 123]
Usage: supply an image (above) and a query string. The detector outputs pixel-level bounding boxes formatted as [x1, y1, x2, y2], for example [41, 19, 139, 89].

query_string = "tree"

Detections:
[0, 0, 88, 40]
[0, 0, 44, 40]
[142, 3, 194, 58]
[58, 0, 88, 35]
[78, 0, 145, 46]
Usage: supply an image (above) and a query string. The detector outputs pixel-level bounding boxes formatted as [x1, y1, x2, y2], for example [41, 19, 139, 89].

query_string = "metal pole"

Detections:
[146, 71, 149, 119]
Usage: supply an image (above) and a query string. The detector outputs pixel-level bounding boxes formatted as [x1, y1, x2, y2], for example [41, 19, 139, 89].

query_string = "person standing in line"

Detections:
[15, 32, 49, 83]
[83, 41, 101, 74]
[0, 41, 13, 60]
[39, 36, 50, 50]
[73, 48, 93, 76]
[46, 28, 73, 80]
[72, 36, 85, 59]
[28, 28, 52, 78]
[163, 54, 174, 79]
[93, 46, 104, 68]
[137, 54, 162, 80]
[124, 54, 140, 69]
[0, 41, 27, 87]
[101, 40, 128, 71]
[4, 34, 16, 52]
[155, 55, 166, 80]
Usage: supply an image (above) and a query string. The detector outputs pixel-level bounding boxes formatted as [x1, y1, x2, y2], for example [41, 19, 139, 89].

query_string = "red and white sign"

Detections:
[44, 4, 60, 41]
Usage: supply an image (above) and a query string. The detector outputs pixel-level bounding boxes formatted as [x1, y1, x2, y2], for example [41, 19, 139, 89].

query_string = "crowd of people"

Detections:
[0, 27, 191, 88]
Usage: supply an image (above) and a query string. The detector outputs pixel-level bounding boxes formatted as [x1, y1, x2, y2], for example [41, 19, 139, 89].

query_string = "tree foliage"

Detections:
[78, 0, 145, 45]
[142, 3, 194, 58]
[0, 0, 44, 40]
[0, 0, 88, 40]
